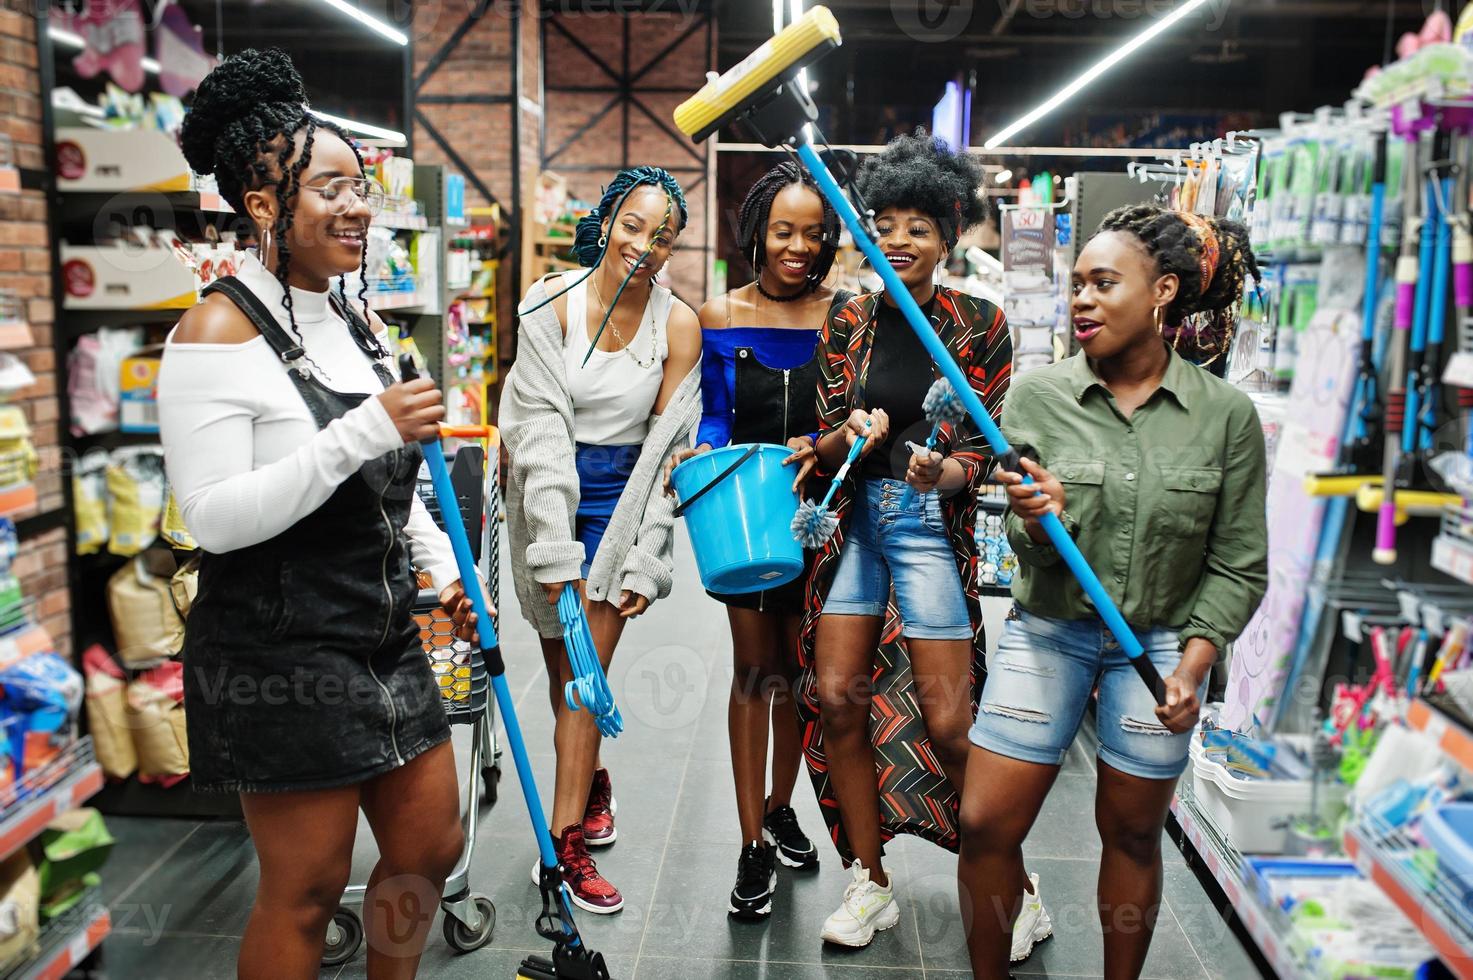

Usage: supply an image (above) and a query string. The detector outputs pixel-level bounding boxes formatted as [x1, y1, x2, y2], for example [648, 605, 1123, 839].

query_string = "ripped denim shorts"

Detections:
[967, 607, 1206, 781]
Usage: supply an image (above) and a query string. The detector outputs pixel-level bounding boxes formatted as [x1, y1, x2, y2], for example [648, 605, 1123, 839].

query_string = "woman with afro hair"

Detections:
[158, 49, 473, 978]
[664, 162, 852, 921]
[793, 129, 1049, 955]
[499, 166, 701, 914]
[960, 206, 1267, 978]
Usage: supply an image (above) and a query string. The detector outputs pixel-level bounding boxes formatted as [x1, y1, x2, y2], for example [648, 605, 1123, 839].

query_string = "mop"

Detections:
[679, 5, 1166, 704]
[559, 585, 622, 738]
[791, 418, 871, 548]
[1374, 126, 1431, 564]
[398, 355, 611, 980]
[898, 378, 967, 509]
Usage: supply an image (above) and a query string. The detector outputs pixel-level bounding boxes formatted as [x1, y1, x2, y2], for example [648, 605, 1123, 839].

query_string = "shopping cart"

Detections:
[323, 426, 506, 965]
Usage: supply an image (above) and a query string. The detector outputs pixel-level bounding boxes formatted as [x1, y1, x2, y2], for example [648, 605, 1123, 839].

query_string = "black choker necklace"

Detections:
[755, 278, 812, 303]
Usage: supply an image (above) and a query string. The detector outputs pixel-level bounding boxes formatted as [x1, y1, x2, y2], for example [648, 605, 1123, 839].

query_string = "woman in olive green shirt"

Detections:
[958, 206, 1268, 979]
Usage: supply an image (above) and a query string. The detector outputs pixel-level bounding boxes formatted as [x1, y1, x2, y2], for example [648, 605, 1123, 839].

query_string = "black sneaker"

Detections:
[763, 799, 820, 871]
[728, 841, 777, 920]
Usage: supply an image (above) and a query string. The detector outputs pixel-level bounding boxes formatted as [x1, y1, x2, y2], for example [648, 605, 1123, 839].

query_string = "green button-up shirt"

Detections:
[1002, 347, 1268, 652]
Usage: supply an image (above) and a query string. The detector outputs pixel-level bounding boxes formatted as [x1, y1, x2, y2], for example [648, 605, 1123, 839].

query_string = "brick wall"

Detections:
[0, 10, 70, 657]
[542, 10, 712, 305]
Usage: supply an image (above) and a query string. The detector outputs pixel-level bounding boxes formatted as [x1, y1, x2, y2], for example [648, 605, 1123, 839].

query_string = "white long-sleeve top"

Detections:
[157, 252, 458, 593]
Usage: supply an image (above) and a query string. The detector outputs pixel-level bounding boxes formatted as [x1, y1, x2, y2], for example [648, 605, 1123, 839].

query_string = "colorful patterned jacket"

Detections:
[796, 285, 1012, 858]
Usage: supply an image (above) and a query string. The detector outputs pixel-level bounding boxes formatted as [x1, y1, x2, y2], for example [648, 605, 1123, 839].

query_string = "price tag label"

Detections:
[1342, 610, 1364, 642]
[1352, 843, 1371, 877]
[1444, 351, 1473, 388]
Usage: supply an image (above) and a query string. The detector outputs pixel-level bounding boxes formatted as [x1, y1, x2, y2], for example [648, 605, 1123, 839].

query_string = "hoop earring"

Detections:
[597, 235, 608, 249]
[259, 225, 273, 263]
[1152, 306, 1164, 334]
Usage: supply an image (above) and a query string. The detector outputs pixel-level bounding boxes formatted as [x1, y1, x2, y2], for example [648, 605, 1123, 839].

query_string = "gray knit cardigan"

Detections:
[499, 276, 701, 638]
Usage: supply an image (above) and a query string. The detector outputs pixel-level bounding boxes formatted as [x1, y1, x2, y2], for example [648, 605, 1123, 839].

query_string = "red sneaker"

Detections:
[582, 767, 617, 847]
[533, 824, 623, 914]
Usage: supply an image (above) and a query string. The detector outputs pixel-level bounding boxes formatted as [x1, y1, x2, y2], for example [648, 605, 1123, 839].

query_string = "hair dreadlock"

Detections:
[572, 166, 689, 268]
[1095, 206, 1259, 325]
[854, 127, 987, 248]
[179, 47, 382, 361]
[735, 161, 839, 290]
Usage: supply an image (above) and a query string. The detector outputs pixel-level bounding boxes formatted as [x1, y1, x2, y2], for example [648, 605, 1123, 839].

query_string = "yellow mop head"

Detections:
[673, 5, 841, 143]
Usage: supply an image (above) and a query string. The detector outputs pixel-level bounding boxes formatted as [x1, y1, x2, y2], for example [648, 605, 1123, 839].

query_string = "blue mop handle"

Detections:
[899, 421, 944, 509]
[398, 356, 565, 880]
[796, 141, 1166, 706]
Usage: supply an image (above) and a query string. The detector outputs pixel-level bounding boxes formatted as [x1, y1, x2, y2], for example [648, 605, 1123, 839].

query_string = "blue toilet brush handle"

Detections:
[899, 422, 944, 510]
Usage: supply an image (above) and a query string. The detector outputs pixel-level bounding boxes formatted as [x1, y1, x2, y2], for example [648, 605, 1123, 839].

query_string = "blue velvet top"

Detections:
[696, 327, 822, 449]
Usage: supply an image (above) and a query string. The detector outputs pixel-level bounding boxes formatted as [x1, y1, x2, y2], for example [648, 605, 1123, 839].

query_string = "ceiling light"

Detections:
[983, 0, 1211, 148]
[315, 0, 408, 45]
[309, 108, 406, 146]
[995, 169, 1013, 183]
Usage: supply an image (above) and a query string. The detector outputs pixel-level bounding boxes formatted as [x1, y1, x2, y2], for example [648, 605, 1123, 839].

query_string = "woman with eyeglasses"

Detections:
[158, 50, 472, 979]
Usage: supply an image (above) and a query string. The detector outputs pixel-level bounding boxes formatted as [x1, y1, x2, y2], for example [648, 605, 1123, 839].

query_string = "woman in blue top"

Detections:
[669, 163, 852, 921]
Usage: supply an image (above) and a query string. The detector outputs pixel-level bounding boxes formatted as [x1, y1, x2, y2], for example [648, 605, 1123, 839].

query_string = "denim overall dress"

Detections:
[180, 276, 450, 793]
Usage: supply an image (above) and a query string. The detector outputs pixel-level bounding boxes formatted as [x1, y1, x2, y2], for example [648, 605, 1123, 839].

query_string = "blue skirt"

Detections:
[575, 443, 642, 579]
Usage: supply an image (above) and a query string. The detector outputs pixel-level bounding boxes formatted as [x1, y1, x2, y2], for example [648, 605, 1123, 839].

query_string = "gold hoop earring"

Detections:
[1152, 306, 1164, 334]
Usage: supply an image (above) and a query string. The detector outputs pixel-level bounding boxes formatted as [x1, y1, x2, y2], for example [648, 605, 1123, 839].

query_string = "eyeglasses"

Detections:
[302, 176, 386, 216]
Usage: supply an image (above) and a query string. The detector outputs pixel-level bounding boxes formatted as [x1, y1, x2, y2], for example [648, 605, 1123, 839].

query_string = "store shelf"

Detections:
[377, 212, 430, 232]
[1407, 697, 1473, 773]
[1433, 532, 1473, 587]
[0, 483, 35, 520]
[368, 290, 425, 312]
[1170, 795, 1310, 979]
[0, 739, 103, 865]
[1345, 820, 1473, 979]
[1, 900, 109, 980]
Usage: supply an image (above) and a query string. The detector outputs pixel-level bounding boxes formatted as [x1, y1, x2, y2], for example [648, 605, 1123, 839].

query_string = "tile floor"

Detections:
[89, 531, 1263, 979]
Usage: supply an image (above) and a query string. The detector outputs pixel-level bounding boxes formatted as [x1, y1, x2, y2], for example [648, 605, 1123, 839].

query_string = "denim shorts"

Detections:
[822, 478, 971, 640]
[967, 608, 1206, 781]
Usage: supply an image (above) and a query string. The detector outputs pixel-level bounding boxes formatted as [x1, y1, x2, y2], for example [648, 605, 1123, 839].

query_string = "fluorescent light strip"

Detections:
[308, 108, 406, 145]
[315, 0, 408, 46]
[983, 0, 1210, 148]
[50, 27, 162, 74]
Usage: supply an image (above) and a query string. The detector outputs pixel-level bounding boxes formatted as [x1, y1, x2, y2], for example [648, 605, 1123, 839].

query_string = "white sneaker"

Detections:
[1011, 872, 1053, 962]
[820, 861, 900, 947]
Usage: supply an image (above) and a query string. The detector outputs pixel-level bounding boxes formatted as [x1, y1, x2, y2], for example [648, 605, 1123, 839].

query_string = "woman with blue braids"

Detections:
[499, 166, 702, 914]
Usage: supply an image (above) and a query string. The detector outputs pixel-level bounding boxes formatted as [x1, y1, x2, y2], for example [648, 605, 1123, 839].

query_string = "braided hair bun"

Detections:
[855, 128, 987, 247]
[178, 48, 309, 211]
[1097, 205, 1259, 324]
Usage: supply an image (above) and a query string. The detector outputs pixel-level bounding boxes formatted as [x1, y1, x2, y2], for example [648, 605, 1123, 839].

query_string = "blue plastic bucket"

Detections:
[671, 443, 803, 594]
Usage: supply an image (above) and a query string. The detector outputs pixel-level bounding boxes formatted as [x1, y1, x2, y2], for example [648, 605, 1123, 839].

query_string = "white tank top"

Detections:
[563, 272, 670, 446]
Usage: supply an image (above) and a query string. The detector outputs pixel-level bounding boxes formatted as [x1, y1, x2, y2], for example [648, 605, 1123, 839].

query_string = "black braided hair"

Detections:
[735, 161, 839, 289]
[854, 127, 987, 248]
[572, 166, 689, 268]
[179, 48, 380, 358]
[1095, 205, 1260, 325]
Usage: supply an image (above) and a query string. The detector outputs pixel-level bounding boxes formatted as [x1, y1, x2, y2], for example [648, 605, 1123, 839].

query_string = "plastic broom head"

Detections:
[922, 378, 966, 426]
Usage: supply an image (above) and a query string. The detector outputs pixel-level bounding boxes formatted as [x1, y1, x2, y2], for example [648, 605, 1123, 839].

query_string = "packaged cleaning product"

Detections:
[81, 645, 135, 780]
[0, 852, 38, 966]
[106, 550, 184, 666]
[0, 653, 83, 790]
[126, 662, 187, 785]
[0, 408, 37, 492]
[72, 450, 109, 556]
[104, 446, 165, 556]
[67, 327, 143, 436]
[36, 808, 114, 919]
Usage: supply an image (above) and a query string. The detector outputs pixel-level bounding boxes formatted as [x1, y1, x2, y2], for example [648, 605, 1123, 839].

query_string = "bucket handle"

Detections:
[673, 444, 761, 519]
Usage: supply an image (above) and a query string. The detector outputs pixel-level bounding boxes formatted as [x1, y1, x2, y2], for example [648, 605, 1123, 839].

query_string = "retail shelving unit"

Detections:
[0, 737, 108, 980]
[48, 133, 464, 817]
[1168, 790, 1310, 979]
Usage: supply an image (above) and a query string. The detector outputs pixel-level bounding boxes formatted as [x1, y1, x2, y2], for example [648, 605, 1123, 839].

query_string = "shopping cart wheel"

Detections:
[322, 906, 363, 967]
[480, 764, 500, 807]
[443, 895, 496, 953]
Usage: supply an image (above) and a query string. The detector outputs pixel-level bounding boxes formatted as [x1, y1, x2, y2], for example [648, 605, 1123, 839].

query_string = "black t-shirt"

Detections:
[860, 295, 940, 480]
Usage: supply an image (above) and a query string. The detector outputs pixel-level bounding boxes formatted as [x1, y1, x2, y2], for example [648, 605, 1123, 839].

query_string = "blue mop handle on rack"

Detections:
[559, 585, 622, 737]
[795, 141, 1166, 707]
[398, 356, 572, 926]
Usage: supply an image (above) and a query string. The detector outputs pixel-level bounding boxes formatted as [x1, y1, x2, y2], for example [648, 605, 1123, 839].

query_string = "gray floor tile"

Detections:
[634, 955, 927, 978]
[98, 816, 202, 906]
[116, 821, 257, 939]
[637, 839, 923, 971]
[333, 943, 540, 980]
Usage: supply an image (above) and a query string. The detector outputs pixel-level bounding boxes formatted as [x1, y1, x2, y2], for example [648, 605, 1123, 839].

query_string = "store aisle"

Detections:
[90, 528, 1260, 980]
